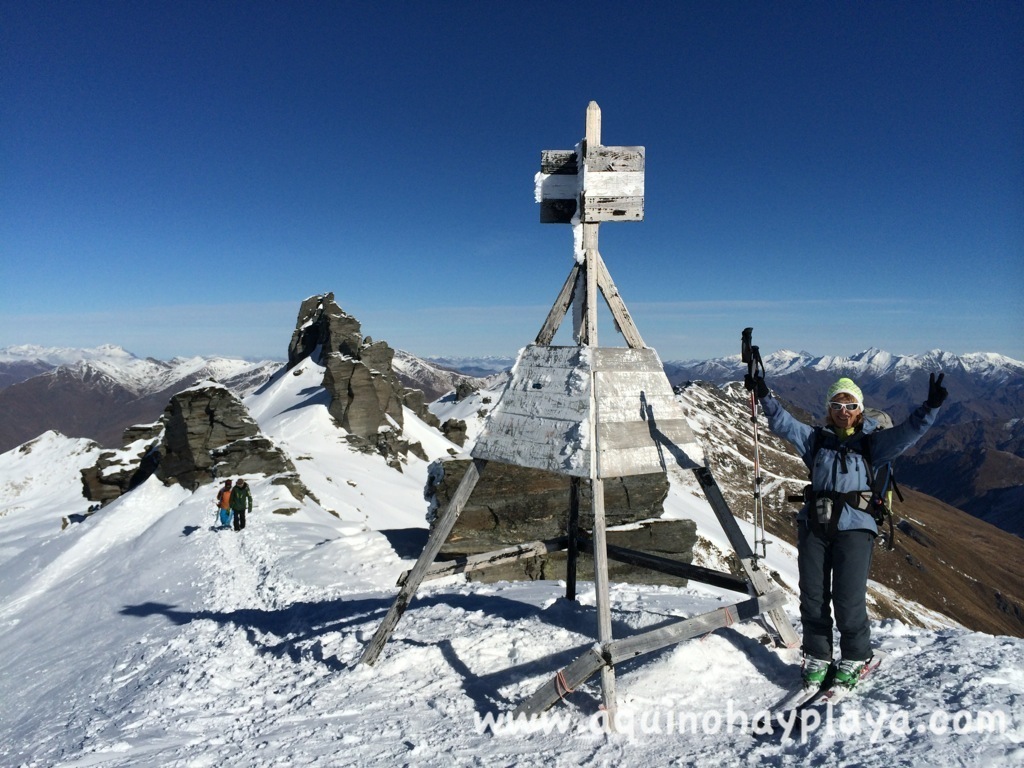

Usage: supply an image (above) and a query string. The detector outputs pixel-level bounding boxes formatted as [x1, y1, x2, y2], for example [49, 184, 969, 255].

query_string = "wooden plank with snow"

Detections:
[396, 537, 569, 585]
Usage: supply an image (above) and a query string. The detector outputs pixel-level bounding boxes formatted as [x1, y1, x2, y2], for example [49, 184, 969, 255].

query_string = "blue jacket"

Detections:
[760, 396, 938, 534]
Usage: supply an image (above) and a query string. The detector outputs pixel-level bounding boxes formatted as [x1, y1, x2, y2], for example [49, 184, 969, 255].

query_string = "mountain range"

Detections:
[1, 342, 1022, 539]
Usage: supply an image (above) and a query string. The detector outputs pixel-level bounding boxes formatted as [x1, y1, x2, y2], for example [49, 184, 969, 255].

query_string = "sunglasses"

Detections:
[829, 402, 861, 412]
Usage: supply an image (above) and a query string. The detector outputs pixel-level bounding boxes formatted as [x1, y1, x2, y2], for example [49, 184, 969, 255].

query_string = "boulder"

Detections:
[441, 418, 468, 447]
[156, 384, 263, 490]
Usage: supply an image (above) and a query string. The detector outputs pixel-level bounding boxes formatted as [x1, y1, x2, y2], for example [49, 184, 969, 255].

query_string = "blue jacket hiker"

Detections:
[753, 372, 947, 692]
[216, 480, 233, 529]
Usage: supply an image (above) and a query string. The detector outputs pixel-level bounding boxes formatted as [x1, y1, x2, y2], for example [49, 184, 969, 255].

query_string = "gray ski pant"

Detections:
[798, 521, 875, 662]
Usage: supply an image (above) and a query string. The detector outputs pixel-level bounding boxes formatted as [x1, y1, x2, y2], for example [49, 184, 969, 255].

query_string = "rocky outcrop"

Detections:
[157, 385, 264, 489]
[440, 418, 468, 447]
[82, 383, 308, 501]
[287, 293, 363, 369]
[288, 293, 430, 465]
[425, 458, 696, 584]
[80, 442, 160, 503]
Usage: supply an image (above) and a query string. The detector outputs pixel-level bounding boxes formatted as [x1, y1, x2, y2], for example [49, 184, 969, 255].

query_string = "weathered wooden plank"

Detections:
[582, 196, 644, 223]
[540, 149, 578, 176]
[608, 591, 786, 663]
[585, 171, 645, 197]
[514, 592, 786, 716]
[585, 145, 644, 173]
[594, 252, 645, 348]
[535, 262, 581, 345]
[590, 477, 618, 724]
[512, 644, 607, 718]
[359, 459, 487, 666]
[540, 199, 577, 224]
[577, 538, 749, 593]
[397, 537, 569, 585]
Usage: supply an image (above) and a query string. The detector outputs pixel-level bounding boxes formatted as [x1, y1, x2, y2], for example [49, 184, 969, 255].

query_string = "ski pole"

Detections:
[742, 328, 768, 560]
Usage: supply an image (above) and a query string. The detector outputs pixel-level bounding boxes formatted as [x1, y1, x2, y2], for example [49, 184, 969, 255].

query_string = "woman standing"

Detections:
[753, 372, 947, 694]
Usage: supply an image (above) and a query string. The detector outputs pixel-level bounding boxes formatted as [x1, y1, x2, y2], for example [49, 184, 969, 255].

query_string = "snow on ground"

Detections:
[1, 367, 1022, 766]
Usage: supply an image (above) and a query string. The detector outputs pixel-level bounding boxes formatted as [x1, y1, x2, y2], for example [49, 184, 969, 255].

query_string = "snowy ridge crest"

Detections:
[671, 347, 1024, 383]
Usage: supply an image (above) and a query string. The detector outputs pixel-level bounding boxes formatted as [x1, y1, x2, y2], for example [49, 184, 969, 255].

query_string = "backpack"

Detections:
[800, 407, 901, 550]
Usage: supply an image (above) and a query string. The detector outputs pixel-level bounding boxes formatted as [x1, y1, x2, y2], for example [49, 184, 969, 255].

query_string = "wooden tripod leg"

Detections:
[692, 467, 800, 648]
[359, 458, 487, 666]
[590, 477, 617, 726]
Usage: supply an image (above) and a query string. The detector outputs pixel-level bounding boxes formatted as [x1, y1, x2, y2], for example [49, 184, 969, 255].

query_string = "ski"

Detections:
[754, 651, 887, 739]
[808, 650, 886, 708]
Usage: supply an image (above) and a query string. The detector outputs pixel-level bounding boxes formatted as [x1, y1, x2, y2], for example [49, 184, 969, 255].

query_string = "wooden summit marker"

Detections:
[359, 102, 797, 730]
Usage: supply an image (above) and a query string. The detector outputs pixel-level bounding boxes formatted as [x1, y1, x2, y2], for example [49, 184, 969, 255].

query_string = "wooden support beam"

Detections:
[359, 459, 487, 666]
[691, 467, 800, 648]
[396, 537, 569, 586]
[594, 250, 645, 349]
[535, 261, 581, 345]
[608, 590, 786, 663]
[576, 537, 749, 594]
[513, 645, 608, 718]
[566, 478, 581, 601]
[513, 591, 786, 717]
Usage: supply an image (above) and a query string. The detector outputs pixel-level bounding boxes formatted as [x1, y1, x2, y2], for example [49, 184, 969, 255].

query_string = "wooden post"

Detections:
[566, 478, 581, 601]
[581, 101, 618, 729]
[359, 458, 487, 666]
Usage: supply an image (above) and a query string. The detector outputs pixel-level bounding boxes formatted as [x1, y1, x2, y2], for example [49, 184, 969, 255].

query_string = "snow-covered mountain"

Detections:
[0, 343, 280, 396]
[0, 345, 281, 452]
[422, 354, 517, 377]
[392, 349, 497, 402]
[666, 347, 1024, 384]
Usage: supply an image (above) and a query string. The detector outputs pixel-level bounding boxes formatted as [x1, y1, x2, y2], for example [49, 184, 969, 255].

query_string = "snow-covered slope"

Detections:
[1, 362, 1022, 766]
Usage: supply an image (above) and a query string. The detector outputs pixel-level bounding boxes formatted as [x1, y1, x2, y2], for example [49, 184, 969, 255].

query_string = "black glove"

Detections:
[745, 373, 770, 399]
[926, 372, 947, 409]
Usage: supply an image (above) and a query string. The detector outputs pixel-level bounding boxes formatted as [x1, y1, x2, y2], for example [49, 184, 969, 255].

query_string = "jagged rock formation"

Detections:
[426, 458, 696, 584]
[82, 383, 308, 501]
[286, 293, 433, 466]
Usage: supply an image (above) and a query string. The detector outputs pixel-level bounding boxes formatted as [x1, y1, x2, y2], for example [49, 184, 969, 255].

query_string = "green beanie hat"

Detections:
[827, 377, 863, 407]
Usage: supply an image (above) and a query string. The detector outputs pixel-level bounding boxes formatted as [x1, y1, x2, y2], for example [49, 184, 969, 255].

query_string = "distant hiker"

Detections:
[231, 478, 252, 531]
[752, 371, 947, 694]
[216, 479, 233, 529]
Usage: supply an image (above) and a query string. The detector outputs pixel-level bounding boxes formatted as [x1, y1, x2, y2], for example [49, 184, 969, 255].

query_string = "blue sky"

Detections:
[2, 1, 1021, 363]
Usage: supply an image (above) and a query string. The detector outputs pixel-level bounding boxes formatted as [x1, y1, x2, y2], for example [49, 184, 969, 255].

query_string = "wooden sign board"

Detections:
[471, 345, 703, 478]
[535, 146, 645, 224]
